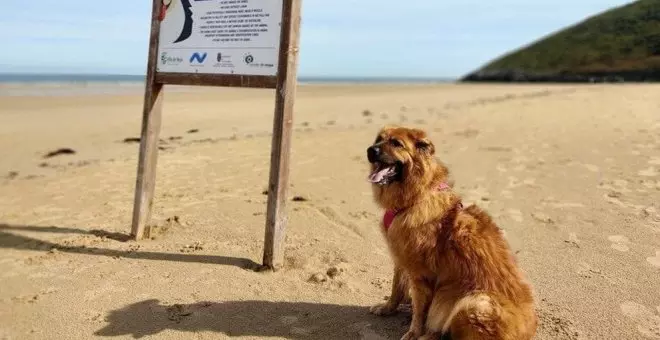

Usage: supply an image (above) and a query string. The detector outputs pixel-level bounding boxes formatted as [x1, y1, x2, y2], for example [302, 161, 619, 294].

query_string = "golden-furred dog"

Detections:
[366, 126, 537, 340]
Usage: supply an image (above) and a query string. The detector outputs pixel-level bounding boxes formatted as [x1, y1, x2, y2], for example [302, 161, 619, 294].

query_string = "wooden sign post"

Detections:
[131, 0, 301, 271]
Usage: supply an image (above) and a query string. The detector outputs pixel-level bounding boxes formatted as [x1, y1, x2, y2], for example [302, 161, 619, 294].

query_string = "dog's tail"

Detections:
[441, 293, 501, 336]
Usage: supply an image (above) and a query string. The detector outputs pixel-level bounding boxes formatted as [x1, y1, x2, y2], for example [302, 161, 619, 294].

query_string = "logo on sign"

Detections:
[160, 52, 183, 65]
[244, 54, 254, 64]
[190, 52, 207, 64]
[213, 52, 234, 69]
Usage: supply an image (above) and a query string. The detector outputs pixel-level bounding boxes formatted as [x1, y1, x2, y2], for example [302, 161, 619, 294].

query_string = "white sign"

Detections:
[157, 0, 283, 76]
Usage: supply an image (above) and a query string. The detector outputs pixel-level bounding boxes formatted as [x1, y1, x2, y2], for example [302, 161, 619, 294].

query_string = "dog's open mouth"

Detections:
[368, 162, 400, 185]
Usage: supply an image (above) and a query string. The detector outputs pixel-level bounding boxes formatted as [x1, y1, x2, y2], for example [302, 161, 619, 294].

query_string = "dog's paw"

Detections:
[369, 302, 398, 316]
[400, 330, 421, 340]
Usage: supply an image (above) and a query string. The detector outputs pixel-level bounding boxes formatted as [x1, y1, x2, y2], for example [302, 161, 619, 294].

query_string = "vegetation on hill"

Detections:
[462, 0, 660, 82]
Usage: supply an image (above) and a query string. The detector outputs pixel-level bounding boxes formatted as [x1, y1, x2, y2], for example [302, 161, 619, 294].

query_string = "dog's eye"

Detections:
[415, 141, 429, 149]
[389, 139, 403, 148]
[415, 139, 434, 154]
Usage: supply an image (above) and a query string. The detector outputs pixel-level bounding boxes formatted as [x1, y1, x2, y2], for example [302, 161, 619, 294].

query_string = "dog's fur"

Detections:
[366, 126, 537, 340]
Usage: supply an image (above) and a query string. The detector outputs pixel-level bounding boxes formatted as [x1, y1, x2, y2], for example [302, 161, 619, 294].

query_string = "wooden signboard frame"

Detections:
[131, 0, 302, 271]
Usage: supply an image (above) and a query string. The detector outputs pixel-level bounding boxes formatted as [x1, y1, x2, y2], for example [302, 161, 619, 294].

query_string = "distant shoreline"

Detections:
[0, 73, 455, 85]
[460, 69, 660, 83]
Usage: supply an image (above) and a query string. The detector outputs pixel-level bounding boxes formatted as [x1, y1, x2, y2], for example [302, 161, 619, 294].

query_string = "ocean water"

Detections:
[0, 73, 454, 97]
[0, 73, 146, 83]
[0, 73, 147, 97]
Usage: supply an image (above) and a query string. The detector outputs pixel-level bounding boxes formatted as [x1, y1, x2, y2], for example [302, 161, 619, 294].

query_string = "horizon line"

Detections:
[0, 71, 457, 80]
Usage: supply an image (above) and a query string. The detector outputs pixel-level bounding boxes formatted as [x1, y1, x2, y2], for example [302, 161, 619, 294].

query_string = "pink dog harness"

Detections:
[382, 182, 459, 231]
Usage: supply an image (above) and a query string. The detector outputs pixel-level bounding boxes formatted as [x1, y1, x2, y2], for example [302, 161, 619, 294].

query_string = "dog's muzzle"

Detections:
[367, 145, 381, 163]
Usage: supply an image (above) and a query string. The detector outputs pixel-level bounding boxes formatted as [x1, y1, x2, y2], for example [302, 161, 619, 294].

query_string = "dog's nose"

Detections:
[367, 146, 380, 163]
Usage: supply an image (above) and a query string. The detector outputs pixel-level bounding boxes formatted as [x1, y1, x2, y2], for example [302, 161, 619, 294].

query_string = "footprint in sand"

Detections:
[541, 197, 585, 209]
[500, 190, 513, 199]
[640, 206, 659, 219]
[280, 315, 299, 326]
[620, 301, 660, 339]
[290, 327, 314, 336]
[531, 212, 554, 224]
[312, 205, 365, 238]
[565, 233, 580, 248]
[583, 164, 600, 172]
[640, 180, 659, 190]
[638, 167, 659, 177]
[608, 235, 631, 252]
[508, 209, 524, 223]
[598, 179, 628, 193]
[521, 178, 533, 187]
[350, 322, 388, 340]
[465, 186, 491, 207]
[506, 176, 537, 189]
[613, 179, 630, 188]
[603, 192, 627, 208]
[647, 251, 660, 269]
[83, 283, 127, 301]
[507, 176, 521, 188]
[576, 262, 602, 278]
[0, 329, 12, 340]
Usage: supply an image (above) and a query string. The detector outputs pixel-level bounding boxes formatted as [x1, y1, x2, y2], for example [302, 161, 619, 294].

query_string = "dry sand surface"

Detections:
[1, 83, 659, 340]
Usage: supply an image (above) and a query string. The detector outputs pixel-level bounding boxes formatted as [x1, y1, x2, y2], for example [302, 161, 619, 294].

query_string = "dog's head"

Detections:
[367, 126, 449, 209]
[367, 125, 444, 185]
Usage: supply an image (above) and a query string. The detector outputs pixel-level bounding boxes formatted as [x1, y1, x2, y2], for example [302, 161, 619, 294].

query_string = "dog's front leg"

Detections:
[401, 277, 433, 340]
[370, 265, 408, 316]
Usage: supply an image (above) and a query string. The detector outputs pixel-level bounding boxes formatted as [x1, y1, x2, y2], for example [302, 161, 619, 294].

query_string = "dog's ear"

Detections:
[415, 138, 435, 155]
[408, 128, 435, 155]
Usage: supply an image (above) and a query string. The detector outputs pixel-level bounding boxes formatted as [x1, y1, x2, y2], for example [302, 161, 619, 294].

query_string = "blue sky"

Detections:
[0, 0, 634, 78]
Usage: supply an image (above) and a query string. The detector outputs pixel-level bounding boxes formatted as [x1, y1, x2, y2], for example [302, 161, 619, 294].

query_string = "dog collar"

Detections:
[383, 209, 399, 231]
[382, 182, 457, 231]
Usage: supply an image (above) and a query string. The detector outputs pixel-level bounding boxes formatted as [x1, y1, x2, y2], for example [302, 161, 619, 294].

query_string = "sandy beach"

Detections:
[0, 83, 659, 340]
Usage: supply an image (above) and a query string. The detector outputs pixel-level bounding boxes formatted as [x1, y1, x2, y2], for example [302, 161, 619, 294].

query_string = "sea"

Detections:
[0, 73, 455, 97]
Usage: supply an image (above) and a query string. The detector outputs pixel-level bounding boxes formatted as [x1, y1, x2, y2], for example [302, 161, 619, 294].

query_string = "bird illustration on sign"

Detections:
[162, 0, 194, 43]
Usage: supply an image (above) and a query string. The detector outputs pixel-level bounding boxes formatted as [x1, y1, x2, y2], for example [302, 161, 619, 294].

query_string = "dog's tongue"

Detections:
[368, 165, 395, 183]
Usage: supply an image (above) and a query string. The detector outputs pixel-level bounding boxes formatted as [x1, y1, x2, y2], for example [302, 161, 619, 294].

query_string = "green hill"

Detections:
[462, 0, 660, 82]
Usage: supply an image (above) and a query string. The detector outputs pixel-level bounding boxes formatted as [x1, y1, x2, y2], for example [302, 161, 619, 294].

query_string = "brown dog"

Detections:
[366, 126, 537, 340]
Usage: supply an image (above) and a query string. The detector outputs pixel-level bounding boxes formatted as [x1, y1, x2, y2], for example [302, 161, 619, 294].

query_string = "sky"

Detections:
[0, 0, 635, 78]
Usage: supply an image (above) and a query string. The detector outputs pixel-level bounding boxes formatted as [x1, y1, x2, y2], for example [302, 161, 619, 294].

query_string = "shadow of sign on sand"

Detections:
[0, 224, 260, 269]
[95, 299, 411, 339]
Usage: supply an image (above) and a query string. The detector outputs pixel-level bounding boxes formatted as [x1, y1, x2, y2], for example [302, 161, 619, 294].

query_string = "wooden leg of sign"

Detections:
[131, 83, 164, 240]
[262, 0, 302, 271]
[131, 0, 164, 240]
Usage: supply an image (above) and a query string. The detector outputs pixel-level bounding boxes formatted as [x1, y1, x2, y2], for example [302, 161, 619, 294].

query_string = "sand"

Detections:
[0, 83, 659, 340]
